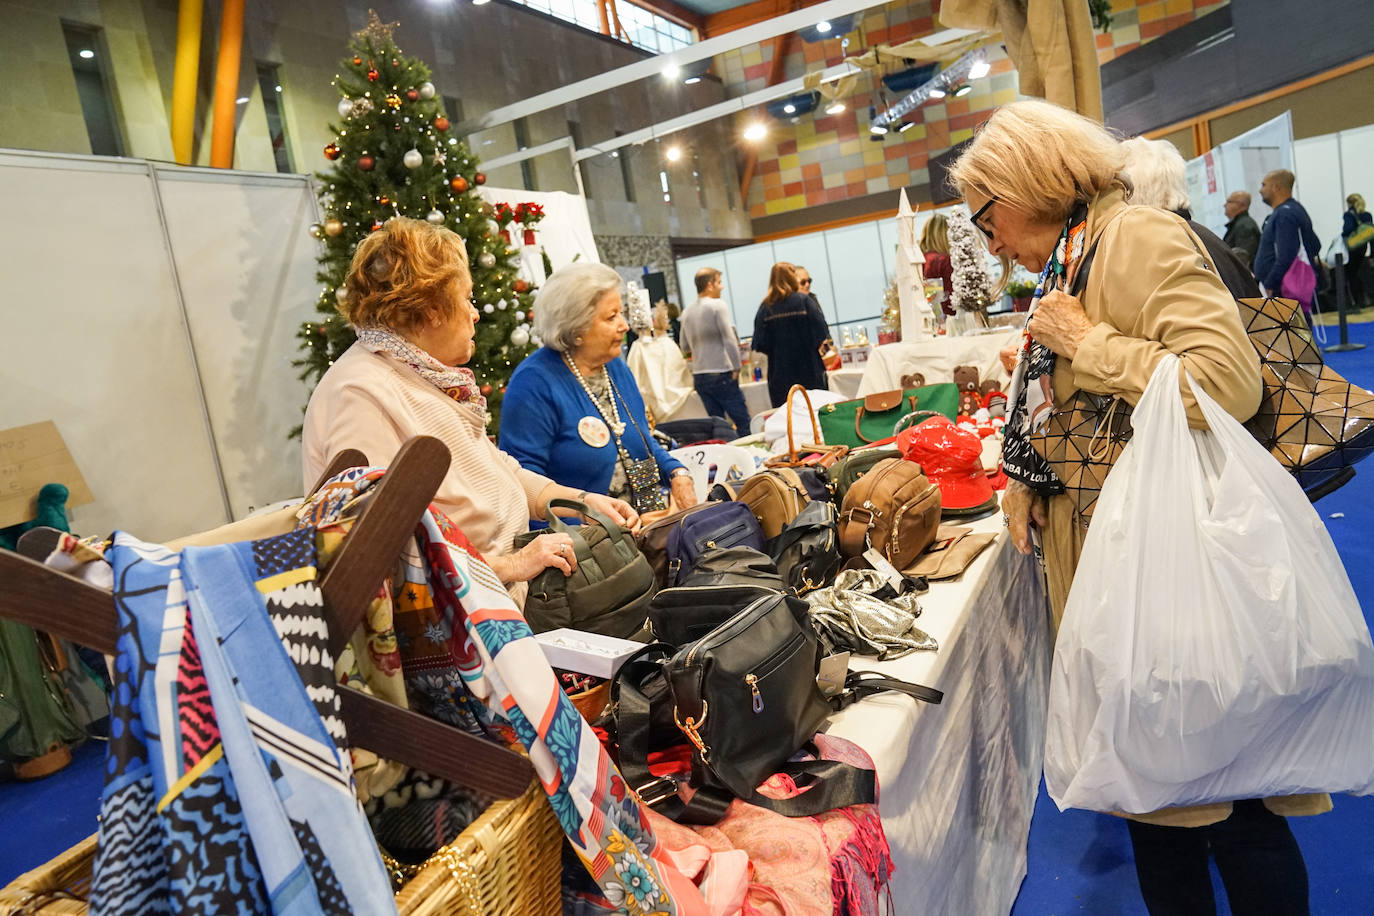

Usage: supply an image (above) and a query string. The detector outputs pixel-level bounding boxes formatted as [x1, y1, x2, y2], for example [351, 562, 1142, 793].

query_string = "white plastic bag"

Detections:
[1045, 354, 1374, 814]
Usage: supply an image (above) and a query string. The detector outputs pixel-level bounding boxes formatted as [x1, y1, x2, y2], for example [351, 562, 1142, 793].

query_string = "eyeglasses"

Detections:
[971, 196, 998, 240]
[799, 279, 812, 286]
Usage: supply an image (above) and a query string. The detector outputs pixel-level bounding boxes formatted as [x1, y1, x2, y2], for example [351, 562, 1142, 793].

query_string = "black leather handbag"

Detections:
[766, 500, 840, 595]
[513, 498, 656, 638]
[648, 546, 781, 647]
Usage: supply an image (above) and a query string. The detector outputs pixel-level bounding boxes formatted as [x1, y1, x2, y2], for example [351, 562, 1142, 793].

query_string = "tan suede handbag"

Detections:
[837, 457, 942, 570]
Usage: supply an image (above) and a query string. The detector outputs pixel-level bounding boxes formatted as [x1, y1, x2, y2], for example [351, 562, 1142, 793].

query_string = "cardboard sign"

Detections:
[0, 421, 93, 529]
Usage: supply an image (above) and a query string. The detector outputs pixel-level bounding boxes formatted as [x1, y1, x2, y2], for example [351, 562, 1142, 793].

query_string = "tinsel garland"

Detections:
[948, 209, 993, 314]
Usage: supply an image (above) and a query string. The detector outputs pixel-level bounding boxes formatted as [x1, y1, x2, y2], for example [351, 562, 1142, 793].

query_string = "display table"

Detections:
[857, 330, 1021, 396]
[668, 368, 864, 423]
[826, 514, 1051, 916]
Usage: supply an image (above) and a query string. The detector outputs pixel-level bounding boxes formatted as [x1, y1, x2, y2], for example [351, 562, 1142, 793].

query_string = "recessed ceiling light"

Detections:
[825, 100, 846, 115]
[684, 75, 702, 85]
[953, 83, 973, 97]
[783, 103, 796, 114]
[665, 145, 682, 161]
[870, 123, 888, 135]
[78, 49, 95, 59]
[473, 0, 490, 5]
[275, 85, 283, 92]
[816, 20, 832, 33]
[236, 96, 250, 104]
[897, 120, 916, 132]
[929, 87, 946, 99]
[743, 122, 766, 141]
[663, 62, 681, 80]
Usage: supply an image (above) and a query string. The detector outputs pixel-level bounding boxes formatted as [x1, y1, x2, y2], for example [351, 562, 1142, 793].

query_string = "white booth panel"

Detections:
[724, 242, 778, 337]
[878, 217, 902, 285]
[824, 222, 888, 328]
[157, 167, 321, 516]
[1339, 126, 1374, 225]
[0, 152, 228, 541]
[1295, 135, 1346, 250]
[675, 254, 716, 314]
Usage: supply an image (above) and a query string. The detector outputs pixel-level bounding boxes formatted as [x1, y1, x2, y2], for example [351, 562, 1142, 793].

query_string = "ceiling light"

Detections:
[968, 58, 990, 79]
[662, 62, 681, 80]
[78, 49, 95, 59]
[783, 103, 796, 114]
[825, 100, 846, 115]
[275, 85, 283, 92]
[928, 87, 946, 99]
[744, 122, 767, 141]
[684, 75, 702, 84]
[953, 83, 973, 97]
[897, 120, 916, 132]
[665, 145, 682, 161]
[870, 123, 888, 135]
[610, 151, 620, 158]
[816, 20, 832, 33]
[472, 0, 490, 5]
[236, 96, 250, 104]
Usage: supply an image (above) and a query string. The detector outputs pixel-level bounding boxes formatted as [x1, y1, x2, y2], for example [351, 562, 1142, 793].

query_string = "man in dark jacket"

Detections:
[1222, 191, 1261, 267]
[1253, 169, 1322, 298]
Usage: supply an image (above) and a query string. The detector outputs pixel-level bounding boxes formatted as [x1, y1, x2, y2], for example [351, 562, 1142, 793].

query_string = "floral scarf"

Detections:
[1001, 205, 1089, 494]
[356, 327, 487, 417]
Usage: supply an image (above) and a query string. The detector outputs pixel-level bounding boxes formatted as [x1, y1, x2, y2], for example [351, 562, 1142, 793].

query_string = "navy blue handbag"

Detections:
[664, 501, 765, 585]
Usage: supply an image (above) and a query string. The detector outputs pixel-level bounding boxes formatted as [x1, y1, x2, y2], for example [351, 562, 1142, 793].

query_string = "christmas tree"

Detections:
[295, 11, 536, 430]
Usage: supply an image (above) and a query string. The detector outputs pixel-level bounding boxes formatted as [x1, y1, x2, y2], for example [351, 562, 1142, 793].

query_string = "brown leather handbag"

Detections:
[837, 457, 942, 570]
[766, 384, 850, 470]
[735, 467, 810, 538]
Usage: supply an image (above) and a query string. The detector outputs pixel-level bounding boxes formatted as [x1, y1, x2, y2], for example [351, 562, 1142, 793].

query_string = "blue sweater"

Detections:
[1254, 199, 1322, 292]
[499, 347, 683, 497]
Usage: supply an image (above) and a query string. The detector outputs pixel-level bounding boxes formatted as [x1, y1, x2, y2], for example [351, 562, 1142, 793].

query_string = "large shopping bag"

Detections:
[1045, 354, 1374, 814]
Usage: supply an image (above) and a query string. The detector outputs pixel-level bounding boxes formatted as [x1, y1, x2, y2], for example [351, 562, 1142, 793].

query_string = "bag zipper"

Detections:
[743, 630, 807, 714]
[685, 594, 776, 667]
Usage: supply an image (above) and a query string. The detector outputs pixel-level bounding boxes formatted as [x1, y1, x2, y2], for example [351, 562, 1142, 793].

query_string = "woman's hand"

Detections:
[670, 474, 699, 510]
[999, 340, 1020, 374]
[582, 492, 641, 535]
[490, 533, 577, 583]
[1003, 480, 1048, 556]
[1027, 290, 1094, 359]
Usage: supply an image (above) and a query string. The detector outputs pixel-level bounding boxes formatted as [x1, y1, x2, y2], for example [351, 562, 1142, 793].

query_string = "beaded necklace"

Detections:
[563, 354, 626, 437]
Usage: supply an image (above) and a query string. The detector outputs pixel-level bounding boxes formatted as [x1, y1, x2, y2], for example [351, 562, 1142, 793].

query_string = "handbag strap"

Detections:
[830, 669, 944, 711]
[543, 498, 629, 573]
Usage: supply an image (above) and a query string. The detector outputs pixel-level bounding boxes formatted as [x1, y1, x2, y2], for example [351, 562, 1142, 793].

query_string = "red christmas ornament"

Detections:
[449, 175, 468, 193]
[406, 88, 419, 101]
[513, 279, 530, 294]
[474, 172, 487, 185]
[323, 143, 341, 160]
[434, 116, 450, 132]
[352, 56, 362, 66]
[357, 155, 376, 171]
[378, 195, 390, 206]
[391, 59, 400, 67]
[479, 383, 493, 397]
[367, 68, 380, 82]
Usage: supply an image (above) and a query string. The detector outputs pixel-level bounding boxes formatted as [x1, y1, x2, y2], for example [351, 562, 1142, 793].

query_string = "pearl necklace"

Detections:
[564, 354, 626, 437]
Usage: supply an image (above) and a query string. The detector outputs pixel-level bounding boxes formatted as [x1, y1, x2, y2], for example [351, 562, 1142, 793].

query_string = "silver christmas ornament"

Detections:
[515, 310, 525, 321]
[510, 326, 530, 347]
[403, 148, 423, 169]
[426, 209, 444, 224]
[483, 303, 495, 314]
[496, 298, 508, 310]
[419, 81, 436, 99]
[477, 252, 497, 269]
[337, 97, 353, 118]
[309, 223, 323, 239]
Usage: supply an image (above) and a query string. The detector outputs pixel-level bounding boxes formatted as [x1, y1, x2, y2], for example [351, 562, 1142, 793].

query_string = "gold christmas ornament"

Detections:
[385, 93, 402, 110]
[324, 218, 343, 237]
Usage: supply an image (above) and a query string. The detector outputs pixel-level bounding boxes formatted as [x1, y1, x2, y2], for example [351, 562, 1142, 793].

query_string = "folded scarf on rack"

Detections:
[90, 528, 396, 916]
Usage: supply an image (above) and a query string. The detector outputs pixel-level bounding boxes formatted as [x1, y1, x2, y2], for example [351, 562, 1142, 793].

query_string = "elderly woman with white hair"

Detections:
[500, 262, 697, 515]
[1120, 136, 1260, 298]
[953, 101, 1318, 916]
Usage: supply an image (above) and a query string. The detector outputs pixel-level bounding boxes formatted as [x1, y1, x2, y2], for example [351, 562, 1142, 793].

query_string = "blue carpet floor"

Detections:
[4, 321, 1374, 910]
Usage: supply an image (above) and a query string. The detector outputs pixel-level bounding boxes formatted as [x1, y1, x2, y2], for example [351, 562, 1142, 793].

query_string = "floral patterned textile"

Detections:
[355, 326, 486, 418]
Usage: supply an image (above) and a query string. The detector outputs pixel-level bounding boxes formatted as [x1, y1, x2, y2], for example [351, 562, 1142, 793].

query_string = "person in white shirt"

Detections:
[679, 267, 751, 434]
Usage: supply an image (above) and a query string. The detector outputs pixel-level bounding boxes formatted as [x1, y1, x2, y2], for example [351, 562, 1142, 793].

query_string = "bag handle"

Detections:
[830, 670, 944, 710]
[543, 498, 632, 564]
[853, 395, 918, 444]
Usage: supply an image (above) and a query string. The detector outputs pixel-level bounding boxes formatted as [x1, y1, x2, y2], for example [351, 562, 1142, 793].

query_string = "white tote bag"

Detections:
[1045, 354, 1374, 814]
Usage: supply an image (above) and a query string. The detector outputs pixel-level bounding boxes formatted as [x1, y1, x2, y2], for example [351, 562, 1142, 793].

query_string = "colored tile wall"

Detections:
[724, 0, 1230, 221]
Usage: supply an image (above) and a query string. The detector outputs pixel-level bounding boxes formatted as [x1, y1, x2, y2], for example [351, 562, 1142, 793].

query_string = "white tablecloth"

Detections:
[857, 331, 1020, 396]
[668, 369, 864, 422]
[827, 516, 1051, 916]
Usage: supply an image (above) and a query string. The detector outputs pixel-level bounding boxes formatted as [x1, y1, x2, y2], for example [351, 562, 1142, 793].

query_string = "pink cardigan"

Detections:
[302, 344, 552, 566]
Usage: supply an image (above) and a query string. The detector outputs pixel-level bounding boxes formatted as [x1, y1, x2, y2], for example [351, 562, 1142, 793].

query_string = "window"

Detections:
[62, 22, 124, 157]
[513, 118, 536, 191]
[255, 63, 294, 173]
[443, 95, 464, 125]
[505, 0, 693, 55]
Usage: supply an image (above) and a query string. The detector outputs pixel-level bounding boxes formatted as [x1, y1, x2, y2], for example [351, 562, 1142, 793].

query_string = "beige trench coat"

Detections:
[1038, 187, 1331, 826]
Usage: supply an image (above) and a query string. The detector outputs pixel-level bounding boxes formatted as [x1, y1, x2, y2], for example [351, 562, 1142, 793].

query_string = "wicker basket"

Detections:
[0, 781, 561, 915]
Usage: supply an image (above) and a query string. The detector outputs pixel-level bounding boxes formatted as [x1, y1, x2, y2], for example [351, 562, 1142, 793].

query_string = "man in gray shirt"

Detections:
[680, 267, 751, 434]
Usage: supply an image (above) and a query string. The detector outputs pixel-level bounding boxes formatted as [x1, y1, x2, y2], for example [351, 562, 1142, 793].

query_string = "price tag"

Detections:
[862, 547, 905, 592]
[816, 651, 851, 697]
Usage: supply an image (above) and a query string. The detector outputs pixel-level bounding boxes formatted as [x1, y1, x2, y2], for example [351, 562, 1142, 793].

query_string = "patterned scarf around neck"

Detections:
[357, 326, 487, 417]
[1001, 204, 1089, 495]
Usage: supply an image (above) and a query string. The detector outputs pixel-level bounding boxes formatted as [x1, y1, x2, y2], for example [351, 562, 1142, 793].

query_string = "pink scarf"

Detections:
[356, 326, 487, 416]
